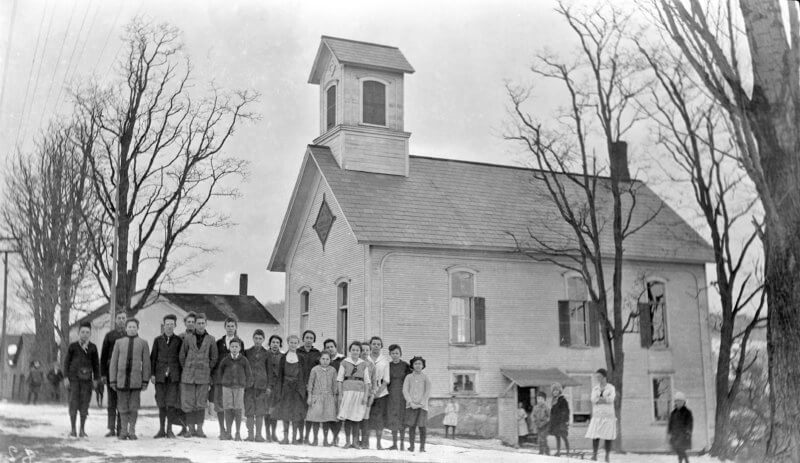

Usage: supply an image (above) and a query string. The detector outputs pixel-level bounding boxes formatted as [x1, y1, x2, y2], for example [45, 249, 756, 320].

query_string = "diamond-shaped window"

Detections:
[312, 195, 336, 249]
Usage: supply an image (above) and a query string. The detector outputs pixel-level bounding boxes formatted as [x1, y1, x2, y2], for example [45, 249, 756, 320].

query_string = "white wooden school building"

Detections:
[267, 36, 715, 451]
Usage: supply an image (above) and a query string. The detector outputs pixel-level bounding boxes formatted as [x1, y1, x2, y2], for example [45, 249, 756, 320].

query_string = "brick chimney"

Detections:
[239, 274, 248, 296]
[609, 141, 630, 181]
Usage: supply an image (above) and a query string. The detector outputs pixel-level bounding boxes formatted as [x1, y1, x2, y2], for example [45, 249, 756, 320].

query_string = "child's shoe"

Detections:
[234, 432, 242, 441]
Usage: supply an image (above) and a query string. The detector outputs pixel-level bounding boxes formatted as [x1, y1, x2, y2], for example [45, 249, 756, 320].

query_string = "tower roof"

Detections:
[308, 36, 415, 84]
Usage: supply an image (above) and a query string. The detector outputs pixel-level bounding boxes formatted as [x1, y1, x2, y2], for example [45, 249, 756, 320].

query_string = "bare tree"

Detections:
[505, 2, 659, 449]
[647, 1, 800, 459]
[0, 118, 98, 366]
[637, 44, 767, 457]
[75, 18, 258, 314]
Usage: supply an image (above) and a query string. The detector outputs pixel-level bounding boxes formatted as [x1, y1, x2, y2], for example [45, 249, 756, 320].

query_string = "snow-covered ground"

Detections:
[0, 402, 722, 462]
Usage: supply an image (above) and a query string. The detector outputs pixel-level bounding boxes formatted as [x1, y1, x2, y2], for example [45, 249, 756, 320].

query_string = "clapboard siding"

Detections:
[370, 246, 712, 451]
[344, 131, 407, 175]
[285, 174, 366, 346]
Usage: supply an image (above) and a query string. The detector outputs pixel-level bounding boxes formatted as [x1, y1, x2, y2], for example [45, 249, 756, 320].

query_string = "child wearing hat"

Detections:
[403, 356, 431, 452]
[668, 391, 693, 463]
[532, 390, 551, 455]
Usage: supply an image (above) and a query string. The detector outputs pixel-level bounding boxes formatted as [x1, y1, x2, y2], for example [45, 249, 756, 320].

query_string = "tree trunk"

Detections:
[712, 309, 734, 456]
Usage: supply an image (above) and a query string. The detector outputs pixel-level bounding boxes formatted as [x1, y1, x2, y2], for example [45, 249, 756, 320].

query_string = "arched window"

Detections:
[639, 280, 668, 348]
[337, 282, 348, 353]
[300, 290, 310, 333]
[362, 80, 386, 126]
[326, 85, 336, 130]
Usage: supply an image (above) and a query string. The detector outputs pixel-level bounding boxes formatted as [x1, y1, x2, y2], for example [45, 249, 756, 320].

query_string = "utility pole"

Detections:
[0, 237, 20, 390]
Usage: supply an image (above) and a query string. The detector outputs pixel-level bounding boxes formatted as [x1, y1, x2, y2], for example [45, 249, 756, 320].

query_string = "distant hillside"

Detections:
[709, 312, 767, 344]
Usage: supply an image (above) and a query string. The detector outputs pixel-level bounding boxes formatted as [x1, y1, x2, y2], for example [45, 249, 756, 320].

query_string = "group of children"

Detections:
[63, 311, 435, 452]
[516, 383, 572, 457]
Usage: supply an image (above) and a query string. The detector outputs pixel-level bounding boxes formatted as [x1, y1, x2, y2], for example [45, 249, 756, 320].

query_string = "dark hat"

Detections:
[409, 356, 426, 369]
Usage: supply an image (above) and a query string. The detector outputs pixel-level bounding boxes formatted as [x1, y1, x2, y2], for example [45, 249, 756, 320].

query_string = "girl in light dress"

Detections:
[336, 341, 371, 449]
[443, 395, 459, 439]
[403, 356, 431, 453]
[305, 351, 338, 446]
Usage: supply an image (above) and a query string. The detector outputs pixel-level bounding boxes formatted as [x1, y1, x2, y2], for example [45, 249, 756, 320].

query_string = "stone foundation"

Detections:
[426, 396, 498, 438]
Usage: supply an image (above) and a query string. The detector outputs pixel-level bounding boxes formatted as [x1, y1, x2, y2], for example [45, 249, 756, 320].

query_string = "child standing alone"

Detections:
[532, 391, 551, 455]
[218, 338, 252, 440]
[443, 395, 459, 439]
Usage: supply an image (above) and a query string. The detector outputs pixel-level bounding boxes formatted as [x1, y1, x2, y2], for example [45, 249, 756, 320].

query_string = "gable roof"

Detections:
[161, 293, 279, 325]
[74, 292, 280, 327]
[268, 146, 713, 270]
[309, 36, 415, 84]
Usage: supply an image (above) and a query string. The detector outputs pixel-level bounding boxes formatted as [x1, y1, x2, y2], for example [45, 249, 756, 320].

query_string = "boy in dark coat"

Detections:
[175, 311, 197, 437]
[179, 313, 218, 438]
[150, 313, 183, 438]
[47, 362, 64, 402]
[100, 311, 127, 436]
[109, 318, 151, 440]
[244, 329, 269, 441]
[218, 337, 252, 440]
[212, 316, 238, 439]
[64, 322, 100, 437]
[27, 361, 44, 404]
[668, 391, 693, 463]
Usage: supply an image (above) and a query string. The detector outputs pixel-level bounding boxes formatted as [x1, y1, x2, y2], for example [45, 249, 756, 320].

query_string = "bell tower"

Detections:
[308, 36, 414, 176]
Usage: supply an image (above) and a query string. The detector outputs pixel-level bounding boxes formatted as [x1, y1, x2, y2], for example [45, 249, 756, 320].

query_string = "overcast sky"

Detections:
[1, 0, 733, 327]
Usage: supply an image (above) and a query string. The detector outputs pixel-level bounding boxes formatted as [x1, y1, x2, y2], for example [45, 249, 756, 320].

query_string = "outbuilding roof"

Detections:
[268, 146, 714, 271]
[74, 292, 279, 327]
[309, 36, 414, 84]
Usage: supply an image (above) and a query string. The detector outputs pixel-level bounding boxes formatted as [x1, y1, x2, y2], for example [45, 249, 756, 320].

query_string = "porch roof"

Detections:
[501, 368, 581, 388]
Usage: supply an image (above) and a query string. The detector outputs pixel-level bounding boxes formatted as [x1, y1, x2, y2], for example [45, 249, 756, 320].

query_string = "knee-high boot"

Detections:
[419, 426, 426, 452]
[246, 415, 255, 441]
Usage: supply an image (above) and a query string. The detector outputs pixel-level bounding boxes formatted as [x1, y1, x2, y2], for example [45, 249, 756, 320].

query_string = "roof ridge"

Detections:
[162, 292, 255, 298]
[408, 154, 626, 182]
[321, 35, 400, 50]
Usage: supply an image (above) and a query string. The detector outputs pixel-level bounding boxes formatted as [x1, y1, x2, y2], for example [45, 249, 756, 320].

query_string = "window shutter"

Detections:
[638, 302, 653, 348]
[558, 300, 571, 347]
[472, 297, 486, 345]
[587, 301, 601, 347]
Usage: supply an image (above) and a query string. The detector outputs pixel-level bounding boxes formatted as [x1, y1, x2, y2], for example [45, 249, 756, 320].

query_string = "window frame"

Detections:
[563, 272, 592, 348]
[646, 278, 669, 348]
[565, 372, 596, 426]
[359, 77, 389, 127]
[450, 370, 478, 395]
[650, 373, 674, 424]
[299, 288, 310, 334]
[336, 279, 350, 355]
[325, 82, 337, 131]
[447, 266, 478, 345]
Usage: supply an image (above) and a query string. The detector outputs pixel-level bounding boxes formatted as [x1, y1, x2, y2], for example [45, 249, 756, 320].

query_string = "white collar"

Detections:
[345, 357, 363, 365]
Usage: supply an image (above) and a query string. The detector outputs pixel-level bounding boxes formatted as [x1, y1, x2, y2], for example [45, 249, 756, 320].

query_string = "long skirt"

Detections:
[404, 408, 428, 427]
[276, 386, 307, 422]
[338, 390, 367, 421]
[385, 392, 406, 429]
[306, 393, 337, 422]
[585, 416, 617, 440]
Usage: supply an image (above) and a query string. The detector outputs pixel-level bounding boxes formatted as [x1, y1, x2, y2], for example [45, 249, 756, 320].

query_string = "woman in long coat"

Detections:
[585, 368, 617, 462]
[276, 335, 307, 444]
[264, 335, 283, 441]
[668, 391, 693, 463]
[385, 344, 410, 449]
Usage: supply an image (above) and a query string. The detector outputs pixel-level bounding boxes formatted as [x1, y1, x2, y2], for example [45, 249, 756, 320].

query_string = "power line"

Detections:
[59, 1, 99, 110]
[53, 0, 92, 114]
[91, 4, 122, 78]
[19, 0, 57, 147]
[38, 0, 78, 129]
[0, 0, 20, 131]
[103, 0, 145, 77]
[13, 0, 49, 151]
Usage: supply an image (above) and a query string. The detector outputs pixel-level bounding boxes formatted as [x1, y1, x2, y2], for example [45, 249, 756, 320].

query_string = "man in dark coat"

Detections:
[150, 313, 183, 438]
[109, 318, 151, 440]
[64, 321, 100, 437]
[179, 313, 218, 438]
[297, 329, 321, 443]
[244, 329, 269, 441]
[100, 311, 127, 436]
[212, 316, 238, 439]
[668, 391, 693, 463]
[175, 311, 197, 437]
